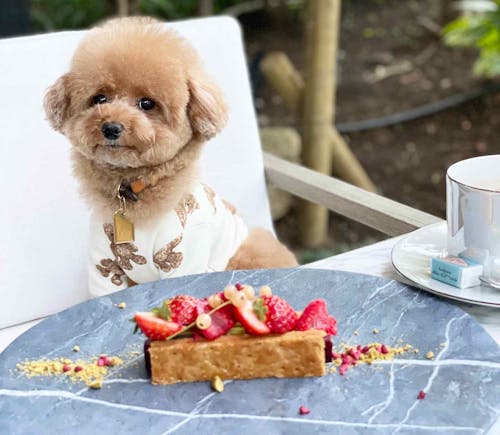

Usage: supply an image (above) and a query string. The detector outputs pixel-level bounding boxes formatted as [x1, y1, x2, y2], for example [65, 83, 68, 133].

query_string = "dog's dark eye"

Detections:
[92, 94, 107, 105]
[138, 97, 155, 111]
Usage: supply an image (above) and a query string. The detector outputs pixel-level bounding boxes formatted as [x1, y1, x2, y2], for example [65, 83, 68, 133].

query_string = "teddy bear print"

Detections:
[101, 223, 147, 270]
[96, 224, 147, 286]
[175, 193, 200, 228]
[154, 235, 184, 273]
[96, 258, 127, 286]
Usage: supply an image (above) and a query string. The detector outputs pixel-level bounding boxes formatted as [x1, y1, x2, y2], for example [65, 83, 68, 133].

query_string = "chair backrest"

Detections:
[0, 16, 273, 329]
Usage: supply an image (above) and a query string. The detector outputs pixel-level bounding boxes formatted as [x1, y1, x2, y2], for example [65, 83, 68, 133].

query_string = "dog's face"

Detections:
[44, 18, 227, 169]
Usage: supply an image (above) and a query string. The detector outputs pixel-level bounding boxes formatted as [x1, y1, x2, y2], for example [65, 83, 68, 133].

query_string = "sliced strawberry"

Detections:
[168, 295, 199, 325]
[195, 300, 236, 340]
[134, 312, 182, 340]
[295, 299, 337, 335]
[234, 299, 271, 335]
[261, 295, 298, 333]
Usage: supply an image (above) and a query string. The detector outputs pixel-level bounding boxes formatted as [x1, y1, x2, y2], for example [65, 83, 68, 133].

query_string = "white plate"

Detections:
[391, 222, 500, 307]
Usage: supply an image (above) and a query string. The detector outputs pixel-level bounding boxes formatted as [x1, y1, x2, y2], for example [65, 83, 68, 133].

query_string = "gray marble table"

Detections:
[0, 268, 499, 435]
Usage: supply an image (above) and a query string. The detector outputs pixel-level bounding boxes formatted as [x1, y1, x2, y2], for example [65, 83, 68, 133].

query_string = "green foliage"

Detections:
[31, 0, 249, 32]
[443, 0, 500, 77]
[31, 0, 109, 31]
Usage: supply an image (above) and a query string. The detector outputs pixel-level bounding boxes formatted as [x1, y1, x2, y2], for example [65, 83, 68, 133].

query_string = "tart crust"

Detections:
[149, 329, 326, 385]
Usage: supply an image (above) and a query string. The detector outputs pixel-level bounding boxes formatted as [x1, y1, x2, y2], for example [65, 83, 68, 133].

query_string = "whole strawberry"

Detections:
[169, 295, 199, 325]
[260, 295, 298, 333]
[295, 299, 337, 335]
[152, 295, 199, 326]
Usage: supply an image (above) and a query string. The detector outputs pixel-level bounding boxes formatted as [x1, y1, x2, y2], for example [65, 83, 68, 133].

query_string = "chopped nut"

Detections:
[426, 351, 435, 360]
[373, 329, 379, 334]
[72, 345, 80, 352]
[353, 330, 359, 336]
[211, 375, 224, 393]
[89, 380, 102, 389]
[414, 349, 419, 354]
[117, 302, 126, 309]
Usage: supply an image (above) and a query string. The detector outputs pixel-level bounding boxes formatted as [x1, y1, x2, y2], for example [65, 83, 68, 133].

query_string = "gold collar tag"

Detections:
[113, 210, 135, 244]
[113, 189, 135, 244]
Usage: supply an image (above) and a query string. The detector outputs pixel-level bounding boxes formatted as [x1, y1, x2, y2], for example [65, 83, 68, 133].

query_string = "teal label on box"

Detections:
[431, 258, 460, 286]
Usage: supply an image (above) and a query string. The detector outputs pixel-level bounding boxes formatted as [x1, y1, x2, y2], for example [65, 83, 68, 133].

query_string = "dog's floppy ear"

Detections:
[43, 73, 72, 132]
[187, 76, 228, 141]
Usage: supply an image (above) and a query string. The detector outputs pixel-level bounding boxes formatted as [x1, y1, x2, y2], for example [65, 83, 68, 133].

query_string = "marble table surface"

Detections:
[0, 268, 499, 435]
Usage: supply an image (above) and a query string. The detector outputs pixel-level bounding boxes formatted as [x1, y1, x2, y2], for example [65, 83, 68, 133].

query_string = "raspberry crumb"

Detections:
[74, 366, 84, 373]
[417, 390, 426, 400]
[235, 283, 243, 291]
[299, 405, 311, 415]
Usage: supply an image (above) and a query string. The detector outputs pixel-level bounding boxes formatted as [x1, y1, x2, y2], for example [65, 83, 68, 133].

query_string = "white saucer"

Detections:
[391, 222, 500, 307]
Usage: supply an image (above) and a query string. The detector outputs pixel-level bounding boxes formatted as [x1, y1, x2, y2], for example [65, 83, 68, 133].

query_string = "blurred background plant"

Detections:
[30, 0, 249, 31]
[444, 0, 500, 77]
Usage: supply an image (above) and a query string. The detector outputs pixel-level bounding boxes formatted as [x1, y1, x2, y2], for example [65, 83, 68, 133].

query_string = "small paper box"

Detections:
[431, 255, 483, 288]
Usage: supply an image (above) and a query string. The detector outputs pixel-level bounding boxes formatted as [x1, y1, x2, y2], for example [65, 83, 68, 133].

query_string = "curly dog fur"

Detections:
[44, 17, 297, 277]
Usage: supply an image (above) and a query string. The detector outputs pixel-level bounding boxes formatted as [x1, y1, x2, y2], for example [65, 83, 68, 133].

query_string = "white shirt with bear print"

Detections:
[88, 183, 248, 297]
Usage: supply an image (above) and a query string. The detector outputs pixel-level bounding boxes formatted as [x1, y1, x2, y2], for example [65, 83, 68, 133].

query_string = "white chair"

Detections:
[0, 16, 439, 352]
[0, 16, 274, 351]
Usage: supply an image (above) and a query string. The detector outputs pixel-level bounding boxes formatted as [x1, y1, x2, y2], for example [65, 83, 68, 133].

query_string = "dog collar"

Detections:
[118, 179, 147, 202]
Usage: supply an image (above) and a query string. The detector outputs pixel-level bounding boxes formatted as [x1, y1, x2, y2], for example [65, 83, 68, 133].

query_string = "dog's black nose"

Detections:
[101, 122, 124, 140]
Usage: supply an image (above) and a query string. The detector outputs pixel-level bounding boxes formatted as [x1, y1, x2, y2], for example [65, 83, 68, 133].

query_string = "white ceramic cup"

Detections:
[447, 155, 500, 282]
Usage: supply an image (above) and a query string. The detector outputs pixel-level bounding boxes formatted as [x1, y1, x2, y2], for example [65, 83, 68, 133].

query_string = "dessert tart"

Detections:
[133, 284, 337, 385]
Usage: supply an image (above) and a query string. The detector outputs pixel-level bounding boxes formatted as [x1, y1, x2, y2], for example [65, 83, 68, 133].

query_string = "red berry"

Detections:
[261, 295, 298, 333]
[74, 366, 83, 373]
[235, 283, 244, 291]
[234, 299, 271, 335]
[339, 363, 349, 376]
[168, 295, 199, 325]
[195, 300, 235, 340]
[295, 299, 337, 335]
[380, 344, 389, 354]
[134, 312, 182, 340]
[299, 405, 310, 415]
[417, 390, 426, 400]
[62, 365, 71, 372]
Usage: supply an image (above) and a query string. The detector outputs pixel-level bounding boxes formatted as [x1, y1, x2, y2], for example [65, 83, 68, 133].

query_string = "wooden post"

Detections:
[299, 0, 340, 246]
[260, 51, 376, 192]
[260, 52, 304, 113]
[117, 0, 129, 17]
